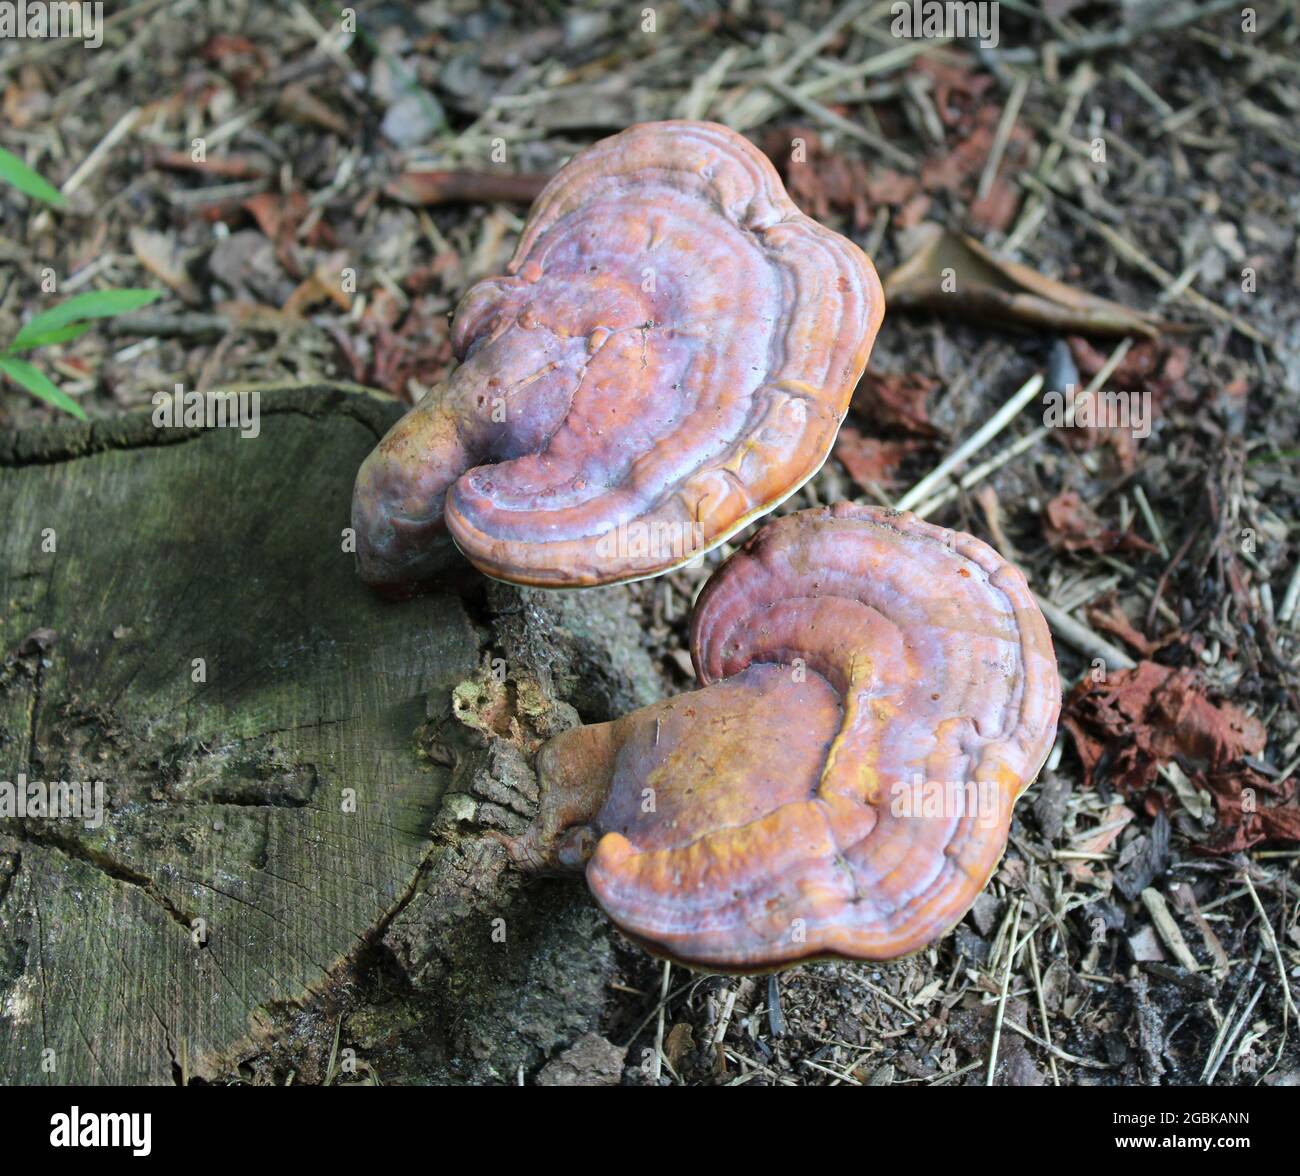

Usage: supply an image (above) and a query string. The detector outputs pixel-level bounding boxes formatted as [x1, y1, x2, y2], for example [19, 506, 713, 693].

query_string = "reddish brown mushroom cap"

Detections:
[352, 120, 883, 591]
[507, 504, 1061, 971]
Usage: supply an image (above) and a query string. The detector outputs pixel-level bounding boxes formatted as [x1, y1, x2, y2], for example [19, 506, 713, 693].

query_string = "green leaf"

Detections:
[11, 289, 161, 350]
[0, 356, 87, 420]
[1247, 448, 1300, 467]
[3, 322, 94, 354]
[0, 146, 66, 207]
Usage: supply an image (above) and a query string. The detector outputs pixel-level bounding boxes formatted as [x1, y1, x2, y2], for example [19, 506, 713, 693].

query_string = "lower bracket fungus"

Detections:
[503, 504, 1061, 971]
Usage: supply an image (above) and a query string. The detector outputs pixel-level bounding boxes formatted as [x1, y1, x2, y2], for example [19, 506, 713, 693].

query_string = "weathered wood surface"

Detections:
[0, 385, 660, 1084]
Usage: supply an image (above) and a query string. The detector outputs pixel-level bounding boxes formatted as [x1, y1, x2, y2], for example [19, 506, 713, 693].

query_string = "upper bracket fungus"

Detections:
[352, 120, 883, 591]
[504, 504, 1061, 971]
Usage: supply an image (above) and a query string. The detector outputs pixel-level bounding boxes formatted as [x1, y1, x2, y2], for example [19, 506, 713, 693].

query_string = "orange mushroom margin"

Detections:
[505, 504, 1062, 972]
[352, 120, 884, 591]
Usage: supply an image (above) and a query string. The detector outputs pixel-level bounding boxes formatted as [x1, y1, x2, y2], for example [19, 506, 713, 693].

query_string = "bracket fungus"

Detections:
[504, 504, 1061, 971]
[352, 120, 883, 590]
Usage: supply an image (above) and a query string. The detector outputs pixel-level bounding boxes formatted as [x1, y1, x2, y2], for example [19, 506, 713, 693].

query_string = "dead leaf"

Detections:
[894, 192, 932, 229]
[1043, 491, 1155, 555]
[243, 191, 304, 245]
[283, 250, 352, 315]
[1068, 336, 1189, 397]
[208, 230, 294, 305]
[968, 173, 1022, 235]
[3, 67, 51, 129]
[201, 33, 260, 63]
[241, 190, 335, 278]
[362, 296, 455, 400]
[1062, 334, 1189, 470]
[920, 124, 992, 193]
[1203, 767, 1300, 852]
[911, 58, 994, 130]
[885, 230, 1169, 337]
[763, 126, 871, 230]
[1085, 596, 1159, 655]
[909, 74, 1032, 232]
[385, 170, 550, 207]
[1114, 809, 1170, 901]
[200, 33, 268, 90]
[1063, 662, 1291, 852]
[834, 428, 921, 491]
[1066, 802, 1135, 883]
[1066, 662, 1265, 789]
[864, 167, 920, 207]
[277, 83, 350, 137]
[850, 369, 942, 438]
[663, 1023, 694, 1068]
[129, 227, 200, 304]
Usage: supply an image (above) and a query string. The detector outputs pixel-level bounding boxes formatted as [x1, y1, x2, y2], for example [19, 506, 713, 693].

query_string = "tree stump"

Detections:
[0, 385, 661, 1084]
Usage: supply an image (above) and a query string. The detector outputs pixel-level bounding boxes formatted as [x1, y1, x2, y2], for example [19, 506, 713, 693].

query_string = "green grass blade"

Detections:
[0, 356, 87, 420]
[3, 322, 94, 354]
[11, 289, 161, 350]
[0, 146, 66, 207]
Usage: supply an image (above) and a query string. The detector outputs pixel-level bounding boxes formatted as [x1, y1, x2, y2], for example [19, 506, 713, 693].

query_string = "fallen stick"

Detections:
[1241, 869, 1300, 1022]
[895, 373, 1043, 512]
[384, 170, 550, 206]
[986, 897, 1023, 1086]
[761, 77, 916, 170]
[910, 338, 1130, 519]
[1021, 173, 1269, 345]
[1034, 593, 1137, 672]
[990, 0, 1241, 65]
[147, 147, 270, 180]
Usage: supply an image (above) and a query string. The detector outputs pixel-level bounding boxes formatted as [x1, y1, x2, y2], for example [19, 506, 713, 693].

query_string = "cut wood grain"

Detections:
[0, 384, 482, 1084]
